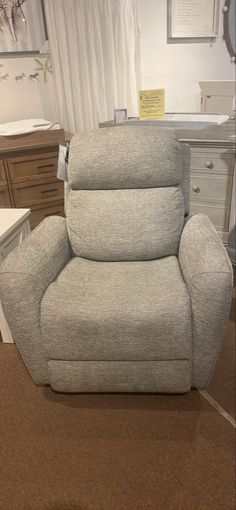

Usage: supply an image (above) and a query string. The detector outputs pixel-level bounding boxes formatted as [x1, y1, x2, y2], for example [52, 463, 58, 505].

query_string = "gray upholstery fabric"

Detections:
[41, 255, 191, 361]
[67, 126, 186, 261]
[67, 187, 184, 261]
[0, 125, 232, 394]
[48, 360, 191, 393]
[179, 213, 233, 387]
[0, 217, 71, 384]
[65, 128, 190, 217]
[68, 126, 182, 189]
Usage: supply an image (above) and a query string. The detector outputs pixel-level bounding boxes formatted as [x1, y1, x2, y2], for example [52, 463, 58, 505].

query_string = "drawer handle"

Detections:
[38, 164, 55, 172]
[192, 184, 200, 193]
[45, 211, 61, 217]
[205, 160, 213, 169]
[41, 188, 58, 195]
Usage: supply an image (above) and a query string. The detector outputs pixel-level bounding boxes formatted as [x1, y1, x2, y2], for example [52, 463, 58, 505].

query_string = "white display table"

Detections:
[0, 208, 31, 343]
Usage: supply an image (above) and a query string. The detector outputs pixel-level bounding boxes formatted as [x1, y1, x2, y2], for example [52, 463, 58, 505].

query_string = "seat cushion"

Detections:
[41, 256, 192, 361]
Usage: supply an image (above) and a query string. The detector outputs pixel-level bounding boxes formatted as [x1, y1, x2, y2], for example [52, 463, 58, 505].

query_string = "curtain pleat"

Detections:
[44, 0, 140, 132]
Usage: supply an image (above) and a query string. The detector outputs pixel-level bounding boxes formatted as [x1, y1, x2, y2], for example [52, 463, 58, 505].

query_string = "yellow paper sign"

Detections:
[139, 89, 165, 119]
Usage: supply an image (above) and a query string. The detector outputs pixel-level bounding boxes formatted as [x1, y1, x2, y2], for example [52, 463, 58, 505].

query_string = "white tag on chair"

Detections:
[57, 144, 68, 181]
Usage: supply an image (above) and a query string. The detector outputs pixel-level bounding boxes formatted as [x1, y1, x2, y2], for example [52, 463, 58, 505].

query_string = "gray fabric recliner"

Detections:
[0, 126, 233, 393]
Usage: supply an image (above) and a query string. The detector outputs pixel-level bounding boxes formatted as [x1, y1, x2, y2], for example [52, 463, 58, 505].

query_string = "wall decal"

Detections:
[34, 56, 52, 82]
[0, 73, 9, 81]
[15, 72, 26, 81]
[0, 70, 40, 83]
[0, 58, 53, 84]
[28, 71, 39, 82]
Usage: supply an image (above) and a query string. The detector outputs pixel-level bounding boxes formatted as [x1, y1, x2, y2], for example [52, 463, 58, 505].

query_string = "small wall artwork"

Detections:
[0, 57, 52, 83]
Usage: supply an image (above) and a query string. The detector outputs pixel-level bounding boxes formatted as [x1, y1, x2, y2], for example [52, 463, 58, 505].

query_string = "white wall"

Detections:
[0, 56, 57, 123]
[1, 1, 235, 123]
[138, 0, 235, 112]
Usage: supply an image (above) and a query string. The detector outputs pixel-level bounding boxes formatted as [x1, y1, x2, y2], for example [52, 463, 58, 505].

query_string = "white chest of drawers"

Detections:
[99, 119, 235, 245]
[176, 122, 235, 244]
[187, 142, 235, 243]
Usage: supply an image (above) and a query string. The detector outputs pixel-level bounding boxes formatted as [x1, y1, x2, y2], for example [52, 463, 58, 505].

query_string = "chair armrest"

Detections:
[0, 216, 71, 384]
[179, 214, 233, 387]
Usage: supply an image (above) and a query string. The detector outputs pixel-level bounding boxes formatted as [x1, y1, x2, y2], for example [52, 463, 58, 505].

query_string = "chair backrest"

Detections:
[65, 125, 190, 262]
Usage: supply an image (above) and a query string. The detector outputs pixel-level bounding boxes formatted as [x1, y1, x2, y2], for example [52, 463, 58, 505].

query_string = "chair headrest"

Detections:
[68, 125, 182, 189]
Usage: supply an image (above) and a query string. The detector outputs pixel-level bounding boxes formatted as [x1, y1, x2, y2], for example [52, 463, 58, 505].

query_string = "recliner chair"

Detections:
[0, 126, 233, 393]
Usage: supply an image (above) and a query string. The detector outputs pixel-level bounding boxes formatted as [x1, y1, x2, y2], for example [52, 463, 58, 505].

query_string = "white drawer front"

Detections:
[190, 174, 233, 204]
[191, 151, 234, 174]
[0, 222, 30, 260]
[190, 203, 230, 232]
[0, 229, 23, 259]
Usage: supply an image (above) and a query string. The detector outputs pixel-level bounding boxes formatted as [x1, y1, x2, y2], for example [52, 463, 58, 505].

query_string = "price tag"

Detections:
[57, 144, 68, 181]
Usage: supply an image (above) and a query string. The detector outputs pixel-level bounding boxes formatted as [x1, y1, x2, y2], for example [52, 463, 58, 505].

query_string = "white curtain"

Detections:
[44, 0, 140, 133]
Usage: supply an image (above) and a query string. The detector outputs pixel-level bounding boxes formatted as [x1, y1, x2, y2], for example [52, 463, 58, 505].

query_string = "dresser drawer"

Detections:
[7, 151, 59, 183]
[190, 174, 233, 204]
[0, 160, 7, 185]
[30, 202, 65, 229]
[0, 223, 30, 259]
[13, 180, 64, 207]
[0, 187, 11, 207]
[191, 150, 234, 174]
[190, 203, 231, 232]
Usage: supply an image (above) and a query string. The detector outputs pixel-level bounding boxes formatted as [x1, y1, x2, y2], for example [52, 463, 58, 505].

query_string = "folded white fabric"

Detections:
[0, 119, 61, 136]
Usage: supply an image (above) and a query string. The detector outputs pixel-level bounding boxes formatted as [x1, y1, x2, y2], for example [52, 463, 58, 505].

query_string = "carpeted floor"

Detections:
[0, 296, 235, 510]
[207, 289, 235, 420]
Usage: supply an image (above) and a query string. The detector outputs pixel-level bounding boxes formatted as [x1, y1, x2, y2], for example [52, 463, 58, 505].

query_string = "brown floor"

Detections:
[207, 290, 235, 419]
[0, 298, 235, 510]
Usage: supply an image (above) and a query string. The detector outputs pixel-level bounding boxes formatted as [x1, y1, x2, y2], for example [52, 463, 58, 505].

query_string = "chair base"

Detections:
[48, 359, 191, 393]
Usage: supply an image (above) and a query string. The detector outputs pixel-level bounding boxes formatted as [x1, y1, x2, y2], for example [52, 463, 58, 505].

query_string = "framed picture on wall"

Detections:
[0, 0, 48, 54]
[168, 0, 220, 39]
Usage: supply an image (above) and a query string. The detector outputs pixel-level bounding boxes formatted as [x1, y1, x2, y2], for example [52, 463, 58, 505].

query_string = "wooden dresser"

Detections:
[0, 129, 70, 229]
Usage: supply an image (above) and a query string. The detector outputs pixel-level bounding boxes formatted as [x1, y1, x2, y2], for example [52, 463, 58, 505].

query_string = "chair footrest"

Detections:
[48, 359, 191, 393]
